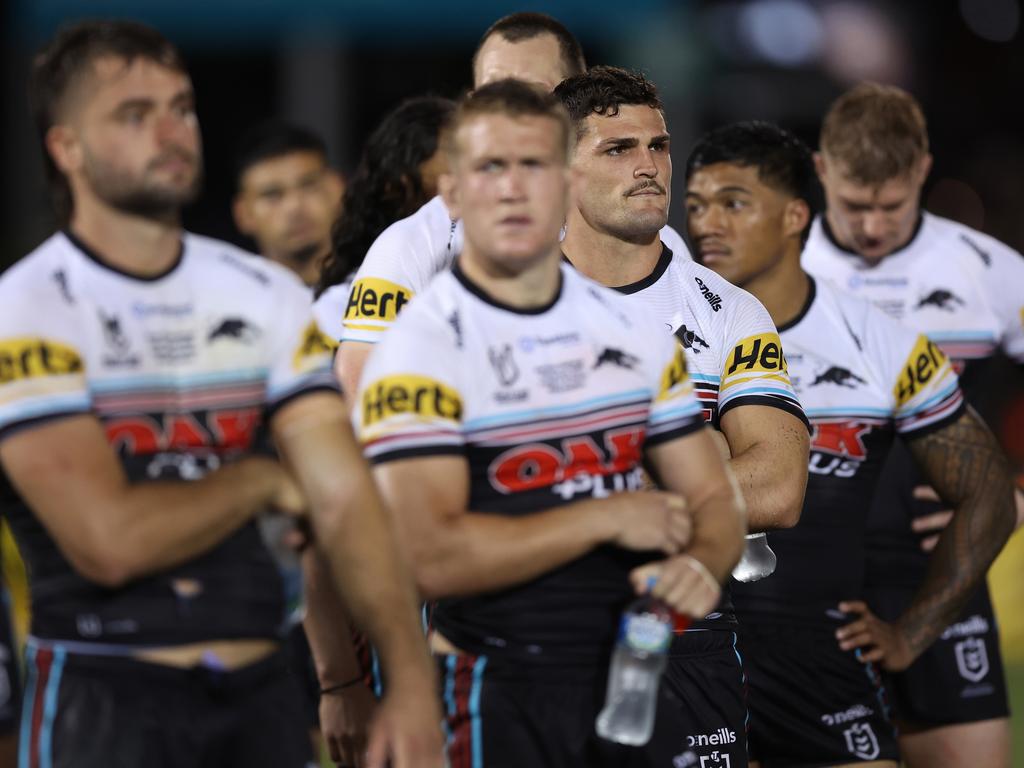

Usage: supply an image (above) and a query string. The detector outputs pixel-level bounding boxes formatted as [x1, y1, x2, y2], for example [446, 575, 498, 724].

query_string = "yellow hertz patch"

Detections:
[894, 334, 949, 408]
[344, 278, 413, 324]
[361, 374, 462, 430]
[292, 321, 336, 371]
[724, 332, 788, 378]
[0, 338, 83, 384]
[658, 346, 690, 400]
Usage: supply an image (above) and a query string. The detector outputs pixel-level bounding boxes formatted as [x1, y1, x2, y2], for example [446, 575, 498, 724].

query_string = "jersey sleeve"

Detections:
[718, 292, 809, 430]
[980, 237, 1024, 364]
[644, 325, 705, 447]
[265, 279, 339, 414]
[312, 281, 351, 344]
[0, 281, 91, 438]
[341, 199, 457, 345]
[876, 321, 965, 437]
[354, 312, 465, 464]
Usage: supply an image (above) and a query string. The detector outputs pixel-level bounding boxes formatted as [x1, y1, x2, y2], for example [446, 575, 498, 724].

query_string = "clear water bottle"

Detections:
[731, 532, 777, 582]
[596, 589, 680, 746]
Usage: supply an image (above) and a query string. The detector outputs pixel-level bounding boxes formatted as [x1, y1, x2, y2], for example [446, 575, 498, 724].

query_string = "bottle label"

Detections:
[621, 613, 671, 653]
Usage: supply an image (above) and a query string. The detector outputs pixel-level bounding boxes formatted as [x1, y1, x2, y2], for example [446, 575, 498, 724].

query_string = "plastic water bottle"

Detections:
[731, 532, 777, 582]
[596, 589, 680, 746]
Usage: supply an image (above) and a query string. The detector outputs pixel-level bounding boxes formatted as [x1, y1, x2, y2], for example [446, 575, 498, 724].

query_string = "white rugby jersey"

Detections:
[318, 195, 692, 344]
[733, 277, 964, 619]
[354, 261, 704, 665]
[803, 213, 1024, 364]
[0, 230, 337, 646]
[608, 245, 807, 430]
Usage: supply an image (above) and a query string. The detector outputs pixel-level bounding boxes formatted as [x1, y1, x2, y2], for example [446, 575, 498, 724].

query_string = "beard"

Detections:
[83, 146, 203, 219]
[286, 241, 324, 266]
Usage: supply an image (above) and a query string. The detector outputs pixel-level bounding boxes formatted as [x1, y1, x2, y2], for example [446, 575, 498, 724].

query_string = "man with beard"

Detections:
[0, 20, 442, 768]
[233, 121, 344, 287]
[554, 67, 811, 768]
[329, 11, 692, 400]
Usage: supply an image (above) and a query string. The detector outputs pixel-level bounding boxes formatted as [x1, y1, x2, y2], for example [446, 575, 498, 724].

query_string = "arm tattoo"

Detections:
[900, 406, 1015, 658]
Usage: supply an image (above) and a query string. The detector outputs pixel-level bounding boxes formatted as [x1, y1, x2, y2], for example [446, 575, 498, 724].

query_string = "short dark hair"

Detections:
[553, 65, 663, 141]
[445, 79, 572, 162]
[820, 82, 929, 184]
[686, 121, 821, 245]
[234, 121, 328, 191]
[473, 12, 587, 80]
[29, 19, 187, 224]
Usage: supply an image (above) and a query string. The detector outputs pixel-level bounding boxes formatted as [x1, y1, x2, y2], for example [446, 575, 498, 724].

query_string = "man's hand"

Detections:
[365, 680, 445, 768]
[609, 491, 692, 555]
[629, 555, 721, 619]
[321, 683, 377, 767]
[910, 485, 952, 552]
[835, 600, 915, 672]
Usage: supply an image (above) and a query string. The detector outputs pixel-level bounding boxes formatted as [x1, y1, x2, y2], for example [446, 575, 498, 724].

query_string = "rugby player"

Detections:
[315, 95, 455, 339]
[232, 120, 344, 287]
[0, 568, 18, 765]
[555, 67, 810, 767]
[309, 95, 455, 767]
[803, 82, 1024, 767]
[0, 20, 441, 767]
[328, 12, 692, 400]
[355, 79, 745, 768]
[686, 120, 1016, 767]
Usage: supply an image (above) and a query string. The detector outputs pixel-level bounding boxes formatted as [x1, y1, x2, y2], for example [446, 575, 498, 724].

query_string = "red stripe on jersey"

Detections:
[28, 648, 54, 768]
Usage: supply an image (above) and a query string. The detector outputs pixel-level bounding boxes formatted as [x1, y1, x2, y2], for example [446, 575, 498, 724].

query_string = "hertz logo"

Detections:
[362, 374, 462, 429]
[0, 338, 83, 384]
[725, 333, 787, 376]
[344, 278, 412, 323]
[292, 321, 336, 371]
[894, 335, 948, 408]
[658, 346, 690, 399]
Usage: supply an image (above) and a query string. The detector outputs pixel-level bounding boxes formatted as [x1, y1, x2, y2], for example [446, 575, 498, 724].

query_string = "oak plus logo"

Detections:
[842, 722, 880, 760]
[954, 637, 989, 683]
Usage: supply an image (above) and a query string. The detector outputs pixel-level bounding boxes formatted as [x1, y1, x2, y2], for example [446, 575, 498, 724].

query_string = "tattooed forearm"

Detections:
[899, 406, 1015, 659]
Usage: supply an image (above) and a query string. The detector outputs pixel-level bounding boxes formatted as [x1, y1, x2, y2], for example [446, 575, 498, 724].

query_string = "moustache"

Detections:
[625, 180, 665, 196]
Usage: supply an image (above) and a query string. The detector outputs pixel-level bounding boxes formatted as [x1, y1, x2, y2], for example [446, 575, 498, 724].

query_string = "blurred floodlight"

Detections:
[820, 1, 909, 84]
[739, 0, 824, 66]
[959, 0, 1021, 42]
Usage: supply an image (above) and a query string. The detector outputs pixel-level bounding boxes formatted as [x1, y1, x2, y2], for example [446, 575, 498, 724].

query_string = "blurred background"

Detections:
[2, 0, 1023, 759]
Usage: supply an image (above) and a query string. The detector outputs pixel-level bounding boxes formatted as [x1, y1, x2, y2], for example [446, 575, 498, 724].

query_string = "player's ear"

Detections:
[916, 153, 933, 186]
[323, 168, 345, 206]
[439, 172, 460, 220]
[812, 151, 827, 183]
[45, 124, 81, 175]
[784, 198, 810, 241]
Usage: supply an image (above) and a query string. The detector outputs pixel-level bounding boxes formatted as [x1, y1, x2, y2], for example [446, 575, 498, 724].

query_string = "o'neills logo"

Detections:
[688, 728, 737, 747]
[694, 277, 723, 312]
[361, 374, 462, 429]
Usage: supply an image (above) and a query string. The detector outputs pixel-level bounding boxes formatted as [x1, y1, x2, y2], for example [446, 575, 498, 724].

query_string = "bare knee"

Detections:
[899, 718, 1010, 768]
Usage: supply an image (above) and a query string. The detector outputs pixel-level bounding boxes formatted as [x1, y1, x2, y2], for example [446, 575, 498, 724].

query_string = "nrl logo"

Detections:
[843, 723, 880, 760]
[488, 343, 520, 386]
[955, 637, 989, 683]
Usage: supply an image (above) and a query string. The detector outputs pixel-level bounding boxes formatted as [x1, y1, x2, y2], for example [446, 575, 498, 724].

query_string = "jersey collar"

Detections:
[452, 258, 563, 316]
[776, 275, 817, 333]
[608, 243, 674, 295]
[820, 213, 925, 264]
[63, 229, 185, 282]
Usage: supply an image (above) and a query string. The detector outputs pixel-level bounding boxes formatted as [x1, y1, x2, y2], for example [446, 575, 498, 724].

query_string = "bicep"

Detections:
[372, 455, 470, 549]
[719, 403, 809, 464]
[907, 406, 1010, 506]
[646, 427, 734, 509]
[335, 342, 373, 415]
[0, 415, 126, 558]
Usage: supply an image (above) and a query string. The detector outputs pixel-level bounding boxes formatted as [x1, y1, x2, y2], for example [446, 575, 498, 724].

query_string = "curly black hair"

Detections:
[553, 65, 663, 141]
[317, 96, 455, 296]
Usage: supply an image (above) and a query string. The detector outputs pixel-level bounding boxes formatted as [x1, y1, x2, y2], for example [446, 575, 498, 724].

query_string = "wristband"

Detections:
[319, 675, 364, 695]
